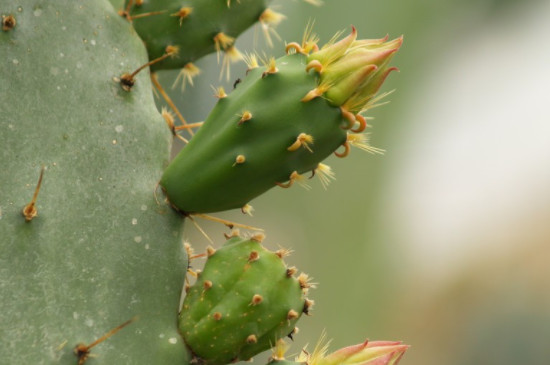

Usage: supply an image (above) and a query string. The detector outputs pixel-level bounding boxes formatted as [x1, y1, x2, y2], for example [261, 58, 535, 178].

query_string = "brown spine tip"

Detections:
[206, 246, 216, 257]
[203, 280, 213, 290]
[184, 284, 191, 293]
[303, 299, 314, 315]
[286, 267, 297, 278]
[248, 250, 260, 262]
[22, 166, 46, 222]
[246, 334, 258, 344]
[250, 233, 265, 243]
[213, 312, 222, 321]
[251, 294, 263, 306]
[287, 309, 299, 320]
[275, 248, 291, 259]
[2, 15, 16, 32]
[119, 73, 135, 92]
[298, 273, 313, 289]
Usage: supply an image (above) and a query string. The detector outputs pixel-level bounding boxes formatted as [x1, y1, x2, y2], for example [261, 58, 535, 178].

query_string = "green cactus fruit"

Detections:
[179, 234, 313, 364]
[160, 28, 402, 214]
[0, 1, 189, 363]
[118, 0, 286, 82]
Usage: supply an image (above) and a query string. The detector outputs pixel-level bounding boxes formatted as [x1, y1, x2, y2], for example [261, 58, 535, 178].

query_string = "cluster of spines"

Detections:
[179, 232, 313, 364]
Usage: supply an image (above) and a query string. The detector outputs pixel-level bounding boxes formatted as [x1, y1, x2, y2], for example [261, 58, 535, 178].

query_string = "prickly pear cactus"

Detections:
[180, 234, 313, 364]
[160, 29, 403, 214]
[0, 1, 188, 363]
[119, 0, 281, 78]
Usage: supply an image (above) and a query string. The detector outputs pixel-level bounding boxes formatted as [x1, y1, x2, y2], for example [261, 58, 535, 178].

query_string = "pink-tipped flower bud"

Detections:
[317, 340, 409, 365]
[307, 28, 402, 111]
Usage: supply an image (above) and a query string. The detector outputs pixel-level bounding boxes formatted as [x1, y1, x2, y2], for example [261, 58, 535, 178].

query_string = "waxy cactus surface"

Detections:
[160, 29, 402, 214]
[180, 235, 312, 364]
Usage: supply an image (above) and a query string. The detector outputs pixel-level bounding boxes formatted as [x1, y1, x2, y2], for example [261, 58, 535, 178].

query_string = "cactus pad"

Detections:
[179, 235, 311, 364]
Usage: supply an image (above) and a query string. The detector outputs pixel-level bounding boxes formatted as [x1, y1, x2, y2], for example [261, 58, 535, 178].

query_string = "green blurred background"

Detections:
[154, 0, 550, 363]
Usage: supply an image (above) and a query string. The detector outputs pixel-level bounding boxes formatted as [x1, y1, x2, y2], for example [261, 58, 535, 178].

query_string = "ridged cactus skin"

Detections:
[160, 29, 402, 214]
[160, 53, 346, 213]
[121, 0, 273, 72]
[0, 1, 189, 363]
[180, 235, 310, 364]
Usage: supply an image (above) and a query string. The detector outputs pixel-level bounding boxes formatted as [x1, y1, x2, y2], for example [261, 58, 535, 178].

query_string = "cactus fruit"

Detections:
[0, 1, 188, 363]
[118, 0, 289, 84]
[179, 234, 312, 364]
[160, 28, 402, 214]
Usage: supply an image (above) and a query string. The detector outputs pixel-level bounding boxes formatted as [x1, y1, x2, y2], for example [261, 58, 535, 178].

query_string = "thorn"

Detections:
[287, 309, 299, 321]
[251, 294, 263, 305]
[303, 299, 314, 315]
[223, 228, 241, 240]
[22, 166, 45, 222]
[285, 42, 304, 55]
[121, 46, 179, 91]
[233, 155, 246, 166]
[243, 53, 260, 71]
[347, 133, 385, 155]
[206, 246, 216, 257]
[74, 317, 137, 365]
[286, 267, 298, 278]
[172, 62, 201, 92]
[187, 215, 214, 245]
[287, 133, 314, 152]
[248, 251, 260, 262]
[171, 7, 193, 26]
[192, 213, 264, 232]
[2, 14, 16, 31]
[275, 247, 292, 259]
[272, 339, 289, 360]
[151, 73, 193, 135]
[259, 9, 285, 47]
[220, 46, 242, 82]
[305, 60, 323, 73]
[174, 122, 204, 131]
[212, 86, 228, 99]
[301, 83, 331, 102]
[298, 273, 316, 290]
[334, 141, 350, 158]
[250, 233, 265, 243]
[128, 10, 167, 21]
[314, 163, 336, 190]
[203, 280, 213, 290]
[352, 114, 367, 133]
[214, 32, 235, 62]
[246, 334, 258, 344]
[213, 312, 222, 321]
[340, 107, 356, 130]
[238, 111, 253, 125]
[276, 171, 311, 190]
[241, 204, 254, 216]
[261, 57, 278, 78]
[233, 78, 242, 89]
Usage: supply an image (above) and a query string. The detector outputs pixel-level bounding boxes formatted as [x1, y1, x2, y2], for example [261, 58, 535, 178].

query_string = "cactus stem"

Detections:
[74, 317, 137, 365]
[287, 133, 314, 152]
[334, 141, 350, 158]
[286, 267, 297, 277]
[238, 111, 253, 124]
[213, 312, 223, 321]
[191, 213, 264, 232]
[246, 334, 258, 344]
[203, 280, 213, 290]
[227, 0, 241, 7]
[171, 7, 193, 26]
[128, 10, 167, 21]
[121, 46, 179, 91]
[233, 154, 246, 166]
[248, 251, 260, 262]
[2, 14, 16, 31]
[151, 73, 193, 135]
[287, 309, 299, 320]
[241, 204, 254, 216]
[22, 165, 45, 222]
[172, 62, 201, 92]
[306, 60, 323, 73]
[250, 294, 263, 305]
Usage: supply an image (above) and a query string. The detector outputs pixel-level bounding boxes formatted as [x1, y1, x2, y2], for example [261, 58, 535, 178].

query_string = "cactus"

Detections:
[0, 1, 188, 363]
[160, 29, 402, 214]
[1, 0, 407, 364]
[180, 234, 312, 364]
